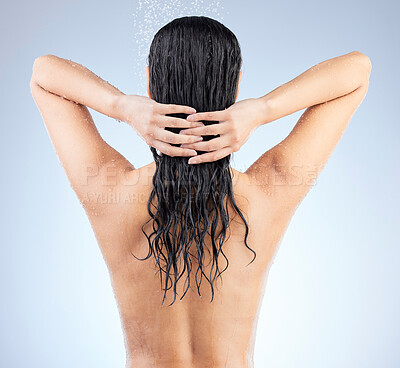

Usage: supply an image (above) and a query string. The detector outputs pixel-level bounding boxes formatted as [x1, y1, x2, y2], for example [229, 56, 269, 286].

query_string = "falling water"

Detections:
[132, 0, 224, 95]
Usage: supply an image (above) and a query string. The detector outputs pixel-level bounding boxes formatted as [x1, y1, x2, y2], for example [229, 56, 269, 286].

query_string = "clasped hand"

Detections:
[117, 95, 266, 164]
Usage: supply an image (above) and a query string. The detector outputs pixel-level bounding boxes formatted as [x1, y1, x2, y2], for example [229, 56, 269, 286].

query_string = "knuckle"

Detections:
[143, 126, 152, 136]
[148, 104, 156, 115]
[150, 115, 160, 126]
[206, 142, 214, 151]
[232, 131, 240, 143]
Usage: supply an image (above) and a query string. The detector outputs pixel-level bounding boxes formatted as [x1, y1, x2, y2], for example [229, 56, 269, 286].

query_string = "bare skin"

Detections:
[30, 51, 371, 367]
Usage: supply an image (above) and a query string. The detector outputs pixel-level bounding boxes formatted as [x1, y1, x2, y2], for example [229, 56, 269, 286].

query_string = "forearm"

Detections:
[31, 54, 125, 119]
[256, 51, 371, 126]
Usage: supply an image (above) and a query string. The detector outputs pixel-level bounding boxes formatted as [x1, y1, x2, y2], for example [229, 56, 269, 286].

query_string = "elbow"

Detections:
[350, 50, 372, 75]
[30, 60, 39, 89]
[32, 54, 52, 72]
[31, 55, 53, 88]
[349, 51, 372, 90]
[31, 56, 42, 84]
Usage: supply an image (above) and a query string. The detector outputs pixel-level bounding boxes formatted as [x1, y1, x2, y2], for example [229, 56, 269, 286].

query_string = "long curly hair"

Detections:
[131, 16, 256, 306]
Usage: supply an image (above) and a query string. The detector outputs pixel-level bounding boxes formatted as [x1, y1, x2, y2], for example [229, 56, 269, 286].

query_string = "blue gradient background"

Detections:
[1, 0, 399, 367]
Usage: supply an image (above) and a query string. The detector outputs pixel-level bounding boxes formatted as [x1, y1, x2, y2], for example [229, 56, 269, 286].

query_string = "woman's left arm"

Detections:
[30, 54, 200, 206]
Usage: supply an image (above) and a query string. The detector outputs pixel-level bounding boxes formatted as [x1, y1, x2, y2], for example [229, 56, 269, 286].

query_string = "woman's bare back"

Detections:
[87, 161, 294, 368]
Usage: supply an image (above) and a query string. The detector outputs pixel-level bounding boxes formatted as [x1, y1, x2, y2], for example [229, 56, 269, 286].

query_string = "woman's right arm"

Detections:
[181, 51, 371, 204]
[246, 51, 371, 206]
[256, 51, 371, 125]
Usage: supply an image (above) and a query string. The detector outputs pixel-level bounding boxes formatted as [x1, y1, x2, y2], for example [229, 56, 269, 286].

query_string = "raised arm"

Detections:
[255, 51, 371, 126]
[180, 50, 371, 212]
[30, 55, 201, 208]
[246, 51, 371, 207]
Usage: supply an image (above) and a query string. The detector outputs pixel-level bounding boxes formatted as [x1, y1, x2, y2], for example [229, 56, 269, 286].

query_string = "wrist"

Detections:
[111, 93, 128, 123]
[255, 95, 275, 127]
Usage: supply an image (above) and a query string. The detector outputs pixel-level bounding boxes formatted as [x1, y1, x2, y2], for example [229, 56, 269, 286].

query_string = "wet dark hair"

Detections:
[131, 16, 256, 306]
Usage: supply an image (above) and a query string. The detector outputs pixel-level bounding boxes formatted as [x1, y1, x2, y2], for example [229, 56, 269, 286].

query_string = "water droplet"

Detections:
[132, 0, 225, 96]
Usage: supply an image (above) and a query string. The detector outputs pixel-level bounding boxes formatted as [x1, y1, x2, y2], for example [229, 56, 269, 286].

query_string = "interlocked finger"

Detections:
[156, 129, 204, 145]
[188, 147, 233, 164]
[186, 110, 228, 123]
[180, 136, 228, 152]
[158, 115, 205, 129]
[152, 139, 198, 157]
[179, 121, 229, 137]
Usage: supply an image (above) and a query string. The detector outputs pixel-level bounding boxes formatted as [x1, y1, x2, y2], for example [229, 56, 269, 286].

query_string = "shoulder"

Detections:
[134, 162, 156, 186]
